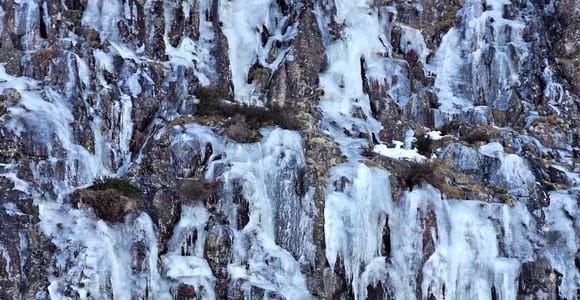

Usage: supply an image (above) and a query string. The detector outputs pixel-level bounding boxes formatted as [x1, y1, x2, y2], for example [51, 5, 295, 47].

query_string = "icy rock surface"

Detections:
[0, 0, 579, 299]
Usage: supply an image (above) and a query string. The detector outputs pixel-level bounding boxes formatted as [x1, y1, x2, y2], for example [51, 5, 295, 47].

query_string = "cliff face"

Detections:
[0, 0, 579, 299]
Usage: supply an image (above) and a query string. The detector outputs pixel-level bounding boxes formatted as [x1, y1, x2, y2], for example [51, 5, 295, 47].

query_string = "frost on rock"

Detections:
[0, 0, 579, 298]
[373, 141, 427, 162]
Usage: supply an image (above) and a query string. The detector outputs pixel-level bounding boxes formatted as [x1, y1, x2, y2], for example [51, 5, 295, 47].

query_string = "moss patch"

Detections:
[71, 185, 139, 223]
[403, 160, 466, 199]
[88, 178, 141, 198]
[461, 126, 500, 144]
[31, 48, 54, 61]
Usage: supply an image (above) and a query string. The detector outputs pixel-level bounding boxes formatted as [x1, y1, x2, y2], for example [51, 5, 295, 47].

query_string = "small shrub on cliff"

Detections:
[194, 86, 231, 116]
[403, 160, 465, 198]
[404, 161, 439, 190]
[193, 86, 301, 140]
[71, 178, 140, 222]
[437, 120, 462, 135]
[461, 126, 499, 144]
[88, 178, 140, 198]
[462, 131, 490, 144]
[414, 134, 432, 156]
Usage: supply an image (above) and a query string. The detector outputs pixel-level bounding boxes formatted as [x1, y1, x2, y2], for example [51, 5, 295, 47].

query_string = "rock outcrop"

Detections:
[0, 0, 578, 299]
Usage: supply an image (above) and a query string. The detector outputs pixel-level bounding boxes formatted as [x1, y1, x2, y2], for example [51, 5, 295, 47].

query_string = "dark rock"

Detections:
[148, 189, 182, 254]
[417, 207, 438, 299]
[366, 281, 390, 300]
[175, 283, 197, 300]
[70, 188, 137, 223]
[545, 0, 580, 93]
[517, 258, 561, 299]
[144, 0, 166, 60]
[268, 7, 326, 107]
[204, 223, 233, 299]
[232, 181, 250, 230]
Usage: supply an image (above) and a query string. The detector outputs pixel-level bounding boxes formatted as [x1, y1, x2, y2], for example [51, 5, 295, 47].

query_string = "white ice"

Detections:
[373, 141, 426, 162]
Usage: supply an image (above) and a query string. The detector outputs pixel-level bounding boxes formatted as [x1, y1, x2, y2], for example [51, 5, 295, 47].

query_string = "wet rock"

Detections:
[204, 223, 233, 298]
[179, 178, 219, 205]
[366, 281, 390, 300]
[223, 115, 263, 143]
[268, 6, 326, 107]
[144, 0, 166, 60]
[148, 189, 182, 253]
[249, 286, 284, 300]
[404, 90, 437, 127]
[70, 183, 139, 223]
[231, 181, 250, 230]
[402, 0, 464, 49]
[517, 259, 561, 299]
[547, 165, 570, 185]
[544, 0, 580, 93]
[27, 48, 54, 80]
[208, 0, 234, 97]
[0, 196, 54, 300]
[175, 283, 197, 300]
[133, 127, 218, 190]
[0, 22, 22, 76]
[529, 116, 573, 150]
[416, 207, 438, 299]
[0, 88, 20, 117]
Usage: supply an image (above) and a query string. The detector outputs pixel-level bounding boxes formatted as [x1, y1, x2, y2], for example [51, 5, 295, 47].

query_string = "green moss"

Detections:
[491, 109, 507, 126]
[434, 17, 456, 33]
[249, 129, 263, 141]
[167, 116, 199, 127]
[530, 115, 568, 127]
[404, 160, 445, 190]
[84, 28, 101, 43]
[194, 86, 232, 116]
[88, 178, 140, 198]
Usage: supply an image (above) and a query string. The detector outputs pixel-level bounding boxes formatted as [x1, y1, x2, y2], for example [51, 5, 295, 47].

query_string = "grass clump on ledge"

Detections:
[461, 126, 499, 145]
[404, 160, 465, 199]
[193, 86, 302, 132]
[88, 178, 141, 198]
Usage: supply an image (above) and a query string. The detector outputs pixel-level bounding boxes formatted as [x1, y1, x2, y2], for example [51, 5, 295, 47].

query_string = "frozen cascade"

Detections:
[325, 163, 391, 298]
[314, 0, 579, 299]
[150, 124, 314, 298]
[218, 0, 298, 104]
[218, 128, 313, 299]
[428, 0, 529, 122]
[40, 204, 169, 299]
[1, 0, 579, 298]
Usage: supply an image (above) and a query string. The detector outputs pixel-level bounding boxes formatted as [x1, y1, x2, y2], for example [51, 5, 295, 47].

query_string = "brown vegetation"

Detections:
[193, 86, 302, 142]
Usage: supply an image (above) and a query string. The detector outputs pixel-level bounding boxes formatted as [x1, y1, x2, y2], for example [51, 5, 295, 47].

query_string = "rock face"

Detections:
[0, 0, 579, 299]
